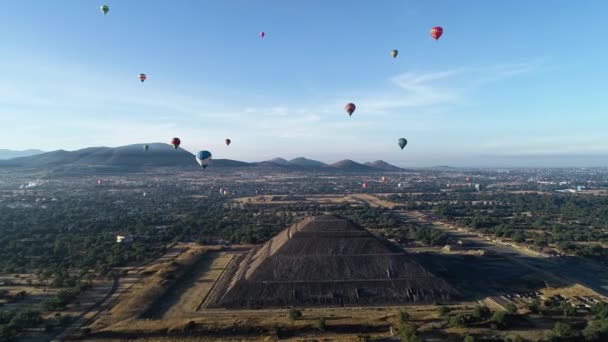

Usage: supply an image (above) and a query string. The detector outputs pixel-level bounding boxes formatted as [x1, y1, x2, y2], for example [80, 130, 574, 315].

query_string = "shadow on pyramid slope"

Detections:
[208, 215, 458, 309]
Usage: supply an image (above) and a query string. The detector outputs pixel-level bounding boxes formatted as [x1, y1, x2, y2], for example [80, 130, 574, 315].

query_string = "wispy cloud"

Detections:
[359, 61, 540, 114]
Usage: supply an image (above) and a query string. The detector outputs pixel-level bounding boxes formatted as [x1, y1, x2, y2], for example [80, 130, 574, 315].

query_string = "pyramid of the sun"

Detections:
[208, 215, 456, 308]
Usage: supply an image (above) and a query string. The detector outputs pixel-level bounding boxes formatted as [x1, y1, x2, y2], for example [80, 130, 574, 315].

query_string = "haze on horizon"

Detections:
[1, 1, 607, 167]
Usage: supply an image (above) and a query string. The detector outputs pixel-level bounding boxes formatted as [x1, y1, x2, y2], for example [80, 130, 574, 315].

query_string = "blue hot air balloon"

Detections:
[196, 150, 212, 168]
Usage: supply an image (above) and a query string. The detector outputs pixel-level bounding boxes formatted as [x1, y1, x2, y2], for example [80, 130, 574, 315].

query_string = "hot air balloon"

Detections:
[138, 74, 147, 83]
[219, 188, 224, 195]
[398, 183, 403, 188]
[97, 179, 103, 185]
[362, 182, 368, 189]
[345, 103, 356, 117]
[171, 137, 181, 149]
[196, 150, 212, 168]
[259, 31, 265, 38]
[223, 190, 229, 196]
[225, 139, 231, 146]
[381, 176, 387, 183]
[430, 27, 443, 41]
[475, 184, 481, 192]
[390, 50, 398, 58]
[100, 5, 109, 15]
[143, 144, 150, 152]
[465, 176, 471, 182]
[398, 138, 408, 150]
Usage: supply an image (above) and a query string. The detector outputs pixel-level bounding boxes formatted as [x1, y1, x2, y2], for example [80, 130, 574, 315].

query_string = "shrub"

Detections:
[398, 309, 410, 323]
[437, 305, 450, 317]
[313, 317, 326, 332]
[288, 308, 302, 321]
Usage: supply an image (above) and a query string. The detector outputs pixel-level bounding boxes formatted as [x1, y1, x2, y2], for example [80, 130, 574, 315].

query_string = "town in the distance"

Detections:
[0, 144, 607, 342]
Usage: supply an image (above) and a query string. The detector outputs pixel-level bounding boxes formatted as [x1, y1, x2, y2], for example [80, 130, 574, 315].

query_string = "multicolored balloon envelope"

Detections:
[138, 74, 147, 83]
[196, 150, 212, 168]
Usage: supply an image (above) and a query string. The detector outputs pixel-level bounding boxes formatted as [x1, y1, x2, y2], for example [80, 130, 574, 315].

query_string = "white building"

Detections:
[116, 235, 134, 243]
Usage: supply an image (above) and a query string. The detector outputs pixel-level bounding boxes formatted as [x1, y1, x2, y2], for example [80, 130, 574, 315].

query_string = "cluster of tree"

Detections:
[0, 309, 42, 341]
[41, 281, 90, 311]
[388, 192, 608, 264]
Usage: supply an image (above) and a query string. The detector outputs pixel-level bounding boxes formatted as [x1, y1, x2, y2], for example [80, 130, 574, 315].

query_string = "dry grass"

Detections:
[540, 283, 607, 299]
[91, 246, 208, 330]
[162, 252, 235, 318]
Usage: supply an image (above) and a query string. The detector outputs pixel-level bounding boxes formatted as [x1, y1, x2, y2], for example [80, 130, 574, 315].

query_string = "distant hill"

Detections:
[364, 160, 402, 171]
[0, 149, 44, 160]
[0, 143, 197, 171]
[0, 144, 404, 173]
[267, 158, 288, 165]
[329, 159, 377, 172]
[287, 157, 327, 168]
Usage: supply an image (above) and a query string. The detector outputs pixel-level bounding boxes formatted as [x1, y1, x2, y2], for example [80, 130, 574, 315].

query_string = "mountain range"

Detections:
[0, 149, 44, 160]
[0, 144, 404, 173]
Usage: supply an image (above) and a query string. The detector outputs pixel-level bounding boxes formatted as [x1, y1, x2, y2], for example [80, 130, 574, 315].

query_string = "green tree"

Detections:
[313, 317, 326, 332]
[399, 322, 420, 342]
[552, 321, 572, 338]
[437, 305, 450, 317]
[529, 299, 541, 314]
[463, 335, 475, 342]
[505, 303, 517, 314]
[491, 311, 507, 328]
[288, 308, 302, 321]
[472, 305, 491, 320]
[560, 301, 576, 317]
[398, 309, 410, 323]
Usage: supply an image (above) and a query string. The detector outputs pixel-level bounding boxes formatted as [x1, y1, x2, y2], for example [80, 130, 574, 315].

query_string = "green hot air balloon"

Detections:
[100, 5, 109, 15]
[398, 138, 407, 150]
[143, 144, 150, 152]
[390, 50, 398, 58]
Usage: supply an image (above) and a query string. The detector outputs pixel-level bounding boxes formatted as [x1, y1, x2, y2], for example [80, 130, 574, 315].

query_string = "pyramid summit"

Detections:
[208, 215, 457, 308]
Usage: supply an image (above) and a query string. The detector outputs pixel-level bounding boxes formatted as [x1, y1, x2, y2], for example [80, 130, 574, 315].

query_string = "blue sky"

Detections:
[0, 0, 607, 166]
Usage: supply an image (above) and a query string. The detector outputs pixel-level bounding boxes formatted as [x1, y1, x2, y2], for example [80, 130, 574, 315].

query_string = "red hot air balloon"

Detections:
[430, 27, 443, 41]
[259, 31, 265, 38]
[345, 103, 356, 117]
[225, 138, 231, 146]
[171, 137, 181, 149]
[362, 182, 368, 189]
[138, 73, 147, 83]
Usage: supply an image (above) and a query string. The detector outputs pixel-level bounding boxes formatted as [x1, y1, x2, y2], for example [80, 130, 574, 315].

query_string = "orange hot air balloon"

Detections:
[345, 103, 356, 117]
